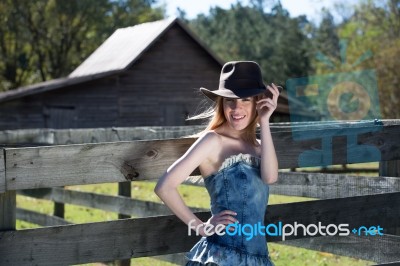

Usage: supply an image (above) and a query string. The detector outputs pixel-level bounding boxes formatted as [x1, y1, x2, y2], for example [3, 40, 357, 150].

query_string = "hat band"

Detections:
[220, 79, 264, 90]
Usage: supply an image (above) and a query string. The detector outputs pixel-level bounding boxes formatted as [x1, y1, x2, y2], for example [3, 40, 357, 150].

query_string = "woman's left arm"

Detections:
[256, 83, 280, 184]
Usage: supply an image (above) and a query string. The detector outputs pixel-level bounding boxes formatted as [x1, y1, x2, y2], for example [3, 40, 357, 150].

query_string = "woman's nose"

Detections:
[230, 100, 240, 109]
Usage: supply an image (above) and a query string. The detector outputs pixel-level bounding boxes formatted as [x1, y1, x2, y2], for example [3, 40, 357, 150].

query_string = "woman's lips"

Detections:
[231, 115, 245, 121]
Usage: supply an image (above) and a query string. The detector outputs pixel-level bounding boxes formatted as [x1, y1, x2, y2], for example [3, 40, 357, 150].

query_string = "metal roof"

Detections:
[70, 17, 175, 77]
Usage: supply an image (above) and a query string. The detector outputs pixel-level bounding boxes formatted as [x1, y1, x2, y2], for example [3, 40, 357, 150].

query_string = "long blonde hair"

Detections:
[188, 95, 262, 146]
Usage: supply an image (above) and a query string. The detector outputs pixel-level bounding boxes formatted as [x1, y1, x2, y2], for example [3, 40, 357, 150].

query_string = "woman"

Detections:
[155, 61, 280, 266]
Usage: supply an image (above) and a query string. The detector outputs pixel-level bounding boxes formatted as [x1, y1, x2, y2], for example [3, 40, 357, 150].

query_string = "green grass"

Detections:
[16, 178, 375, 266]
[286, 162, 379, 177]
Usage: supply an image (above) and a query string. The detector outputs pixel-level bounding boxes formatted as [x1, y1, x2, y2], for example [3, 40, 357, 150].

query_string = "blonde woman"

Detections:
[155, 61, 280, 266]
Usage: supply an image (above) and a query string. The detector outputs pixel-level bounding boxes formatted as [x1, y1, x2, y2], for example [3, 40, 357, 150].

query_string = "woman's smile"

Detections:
[231, 114, 246, 121]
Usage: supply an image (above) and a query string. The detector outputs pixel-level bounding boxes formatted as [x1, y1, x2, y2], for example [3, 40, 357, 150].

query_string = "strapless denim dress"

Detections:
[185, 154, 274, 266]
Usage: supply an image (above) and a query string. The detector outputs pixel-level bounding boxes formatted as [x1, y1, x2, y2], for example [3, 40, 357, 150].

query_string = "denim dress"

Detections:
[185, 154, 274, 266]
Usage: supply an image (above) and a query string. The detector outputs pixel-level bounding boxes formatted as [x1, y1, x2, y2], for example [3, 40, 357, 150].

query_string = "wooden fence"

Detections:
[1, 120, 400, 265]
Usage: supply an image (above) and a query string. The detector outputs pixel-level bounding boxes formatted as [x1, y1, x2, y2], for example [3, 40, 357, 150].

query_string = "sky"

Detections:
[161, 0, 360, 23]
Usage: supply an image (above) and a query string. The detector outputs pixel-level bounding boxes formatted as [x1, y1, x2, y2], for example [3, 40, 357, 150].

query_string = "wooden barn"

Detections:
[0, 17, 294, 130]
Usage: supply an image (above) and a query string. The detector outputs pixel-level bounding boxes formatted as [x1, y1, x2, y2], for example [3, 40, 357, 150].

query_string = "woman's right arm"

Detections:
[154, 131, 220, 233]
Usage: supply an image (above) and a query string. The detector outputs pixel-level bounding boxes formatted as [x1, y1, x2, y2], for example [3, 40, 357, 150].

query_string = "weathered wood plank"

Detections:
[284, 234, 400, 264]
[19, 171, 399, 203]
[185, 172, 400, 199]
[374, 261, 400, 266]
[5, 138, 195, 190]
[0, 120, 395, 146]
[152, 252, 186, 265]
[18, 188, 204, 217]
[0, 191, 16, 231]
[0, 148, 14, 230]
[273, 119, 399, 167]
[16, 208, 71, 226]
[0, 193, 399, 265]
[153, 234, 400, 266]
[0, 125, 205, 145]
[265, 192, 400, 237]
[0, 149, 5, 193]
[270, 172, 400, 199]
[0, 213, 200, 265]
[118, 182, 131, 219]
[380, 160, 400, 177]
[116, 183, 131, 266]
[53, 200, 65, 219]
[4, 120, 400, 191]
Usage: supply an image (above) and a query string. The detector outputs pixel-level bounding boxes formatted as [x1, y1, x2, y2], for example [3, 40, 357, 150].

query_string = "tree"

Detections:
[0, 0, 31, 90]
[0, 0, 164, 91]
[337, 0, 400, 118]
[189, 2, 312, 85]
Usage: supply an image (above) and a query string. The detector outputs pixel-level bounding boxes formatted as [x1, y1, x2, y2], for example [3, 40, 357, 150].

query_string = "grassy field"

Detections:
[16, 165, 378, 266]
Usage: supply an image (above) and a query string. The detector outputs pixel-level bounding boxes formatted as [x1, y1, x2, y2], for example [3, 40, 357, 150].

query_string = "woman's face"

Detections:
[222, 97, 256, 131]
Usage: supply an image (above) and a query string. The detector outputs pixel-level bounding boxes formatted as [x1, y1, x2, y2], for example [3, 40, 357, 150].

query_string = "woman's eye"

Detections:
[242, 98, 251, 102]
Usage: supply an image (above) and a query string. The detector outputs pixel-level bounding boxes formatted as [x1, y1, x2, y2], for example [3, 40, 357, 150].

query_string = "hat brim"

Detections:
[200, 87, 267, 101]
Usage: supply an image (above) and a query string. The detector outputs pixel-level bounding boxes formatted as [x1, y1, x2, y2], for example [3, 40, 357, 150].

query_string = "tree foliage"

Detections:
[336, 0, 399, 118]
[189, 2, 312, 85]
[0, 0, 164, 91]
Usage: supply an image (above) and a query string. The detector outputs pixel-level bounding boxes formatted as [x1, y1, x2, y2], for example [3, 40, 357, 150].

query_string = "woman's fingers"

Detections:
[265, 83, 281, 100]
[257, 98, 277, 110]
[257, 98, 276, 105]
[209, 210, 238, 225]
[201, 210, 240, 235]
[215, 211, 238, 232]
[219, 210, 237, 216]
[217, 215, 238, 224]
[270, 83, 281, 95]
[215, 210, 237, 223]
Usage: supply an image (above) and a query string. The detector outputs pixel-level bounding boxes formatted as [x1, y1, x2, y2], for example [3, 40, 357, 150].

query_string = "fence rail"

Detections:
[1, 120, 400, 265]
[18, 188, 204, 217]
[4, 119, 400, 192]
[3, 192, 400, 265]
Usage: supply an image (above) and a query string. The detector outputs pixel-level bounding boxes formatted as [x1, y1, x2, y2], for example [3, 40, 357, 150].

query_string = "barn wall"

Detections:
[0, 77, 119, 130]
[116, 24, 221, 127]
[0, 99, 45, 129]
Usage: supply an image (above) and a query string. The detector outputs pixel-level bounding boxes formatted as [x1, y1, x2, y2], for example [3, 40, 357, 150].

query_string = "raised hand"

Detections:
[256, 83, 281, 124]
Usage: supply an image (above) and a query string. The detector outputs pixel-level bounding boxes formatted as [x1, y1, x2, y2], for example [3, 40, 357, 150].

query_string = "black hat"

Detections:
[200, 61, 268, 101]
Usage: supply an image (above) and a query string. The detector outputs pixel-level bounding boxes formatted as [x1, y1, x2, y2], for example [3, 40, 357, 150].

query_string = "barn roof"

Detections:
[69, 17, 223, 77]
[0, 17, 223, 103]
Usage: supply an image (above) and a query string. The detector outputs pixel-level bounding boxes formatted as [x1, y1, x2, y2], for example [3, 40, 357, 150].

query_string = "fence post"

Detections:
[117, 182, 132, 266]
[118, 182, 131, 219]
[0, 148, 16, 231]
[54, 187, 65, 219]
[379, 160, 400, 177]
[379, 160, 400, 235]
[0, 191, 16, 231]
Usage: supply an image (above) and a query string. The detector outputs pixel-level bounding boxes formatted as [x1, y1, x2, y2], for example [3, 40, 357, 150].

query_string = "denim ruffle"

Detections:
[185, 237, 274, 266]
[219, 153, 261, 172]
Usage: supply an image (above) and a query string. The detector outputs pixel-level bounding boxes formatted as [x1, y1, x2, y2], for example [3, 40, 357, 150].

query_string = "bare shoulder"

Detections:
[192, 131, 224, 176]
[185, 130, 222, 159]
[198, 130, 222, 145]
